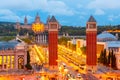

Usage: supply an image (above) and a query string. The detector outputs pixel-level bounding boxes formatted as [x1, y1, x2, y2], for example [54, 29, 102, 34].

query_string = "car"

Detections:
[77, 73, 81, 78]
[106, 77, 113, 80]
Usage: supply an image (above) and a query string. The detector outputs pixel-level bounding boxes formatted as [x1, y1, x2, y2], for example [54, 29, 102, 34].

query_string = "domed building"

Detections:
[97, 31, 120, 69]
[97, 31, 117, 42]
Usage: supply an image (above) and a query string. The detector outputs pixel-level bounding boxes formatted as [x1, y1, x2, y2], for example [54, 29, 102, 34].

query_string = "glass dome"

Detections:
[97, 31, 117, 42]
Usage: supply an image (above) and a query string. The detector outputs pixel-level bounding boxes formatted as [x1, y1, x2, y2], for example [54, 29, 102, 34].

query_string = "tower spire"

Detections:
[88, 15, 96, 22]
[49, 16, 57, 22]
[86, 15, 97, 72]
[46, 15, 50, 24]
[35, 12, 40, 23]
[24, 16, 28, 25]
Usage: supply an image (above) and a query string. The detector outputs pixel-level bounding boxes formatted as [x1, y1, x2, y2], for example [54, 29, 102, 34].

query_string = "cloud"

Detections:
[77, 4, 83, 8]
[45, 1, 74, 16]
[87, 0, 120, 9]
[108, 14, 120, 21]
[0, 0, 74, 16]
[0, 9, 34, 22]
[0, 0, 46, 10]
[95, 9, 105, 15]
[0, 9, 20, 21]
[79, 16, 85, 19]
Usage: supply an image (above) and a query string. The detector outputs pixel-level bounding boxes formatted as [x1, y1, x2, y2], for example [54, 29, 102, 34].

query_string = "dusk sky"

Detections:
[0, 0, 120, 26]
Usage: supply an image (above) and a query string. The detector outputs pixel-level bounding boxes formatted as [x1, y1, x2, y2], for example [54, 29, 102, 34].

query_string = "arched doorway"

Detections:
[18, 57, 24, 69]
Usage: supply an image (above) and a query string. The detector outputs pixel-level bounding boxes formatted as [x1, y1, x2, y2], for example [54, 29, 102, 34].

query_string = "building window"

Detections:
[119, 59, 120, 64]
[0, 56, 2, 69]
[12, 56, 14, 69]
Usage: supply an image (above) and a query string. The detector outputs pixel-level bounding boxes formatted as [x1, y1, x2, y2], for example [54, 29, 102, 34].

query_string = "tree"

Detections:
[99, 49, 107, 65]
[22, 38, 32, 44]
[0, 36, 15, 41]
[111, 50, 117, 69]
[99, 50, 104, 64]
[103, 49, 107, 65]
[111, 50, 114, 68]
[107, 51, 111, 66]
[112, 54, 117, 69]
[80, 46, 86, 55]
[58, 37, 70, 46]
[25, 51, 32, 70]
[72, 44, 76, 51]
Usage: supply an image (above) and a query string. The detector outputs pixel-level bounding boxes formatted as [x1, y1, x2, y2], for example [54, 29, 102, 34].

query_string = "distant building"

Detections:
[76, 39, 86, 54]
[96, 42, 106, 57]
[97, 31, 120, 69]
[15, 16, 31, 30]
[15, 13, 50, 31]
[32, 13, 48, 45]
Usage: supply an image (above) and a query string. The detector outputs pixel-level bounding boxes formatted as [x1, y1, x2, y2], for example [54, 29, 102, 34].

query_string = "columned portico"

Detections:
[6, 56, 8, 69]
[35, 33, 48, 45]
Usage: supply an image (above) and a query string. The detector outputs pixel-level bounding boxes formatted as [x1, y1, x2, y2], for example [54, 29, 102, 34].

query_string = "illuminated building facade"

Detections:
[86, 16, 97, 71]
[97, 42, 106, 57]
[32, 13, 48, 45]
[76, 39, 85, 53]
[0, 43, 27, 70]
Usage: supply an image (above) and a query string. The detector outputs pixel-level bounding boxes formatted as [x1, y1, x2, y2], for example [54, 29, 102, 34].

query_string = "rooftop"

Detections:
[0, 41, 19, 50]
[97, 31, 117, 40]
[49, 16, 57, 22]
[107, 41, 120, 47]
[88, 15, 96, 22]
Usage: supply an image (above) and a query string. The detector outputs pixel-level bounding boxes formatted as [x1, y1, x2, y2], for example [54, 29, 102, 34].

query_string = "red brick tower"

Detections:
[48, 16, 59, 71]
[86, 16, 97, 72]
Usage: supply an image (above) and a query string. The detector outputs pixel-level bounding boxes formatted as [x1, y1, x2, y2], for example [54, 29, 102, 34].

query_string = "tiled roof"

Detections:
[88, 15, 96, 22]
[49, 16, 57, 22]
[0, 41, 18, 50]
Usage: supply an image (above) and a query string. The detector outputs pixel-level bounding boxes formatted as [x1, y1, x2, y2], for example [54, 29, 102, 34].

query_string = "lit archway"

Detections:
[18, 57, 24, 69]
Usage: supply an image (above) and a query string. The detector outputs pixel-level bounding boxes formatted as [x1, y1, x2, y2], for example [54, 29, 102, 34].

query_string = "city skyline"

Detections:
[0, 0, 120, 26]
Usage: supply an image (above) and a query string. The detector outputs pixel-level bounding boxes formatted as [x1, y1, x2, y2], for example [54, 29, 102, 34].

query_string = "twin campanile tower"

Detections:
[32, 13, 97, 72]
[86, 16, 97, 71]
[48, 16, 59, 70]
[48, 15, 97, 71]
[48, 15, 97, 72]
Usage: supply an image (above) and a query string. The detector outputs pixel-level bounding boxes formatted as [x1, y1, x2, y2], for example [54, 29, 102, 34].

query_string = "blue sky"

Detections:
[0, 0, 120, 26]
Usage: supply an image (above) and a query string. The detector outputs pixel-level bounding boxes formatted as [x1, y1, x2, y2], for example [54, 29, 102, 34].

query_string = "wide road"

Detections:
[58, 45, 99, 80]
[0, 73, 50, 80]
[29, 45, 99, 80]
